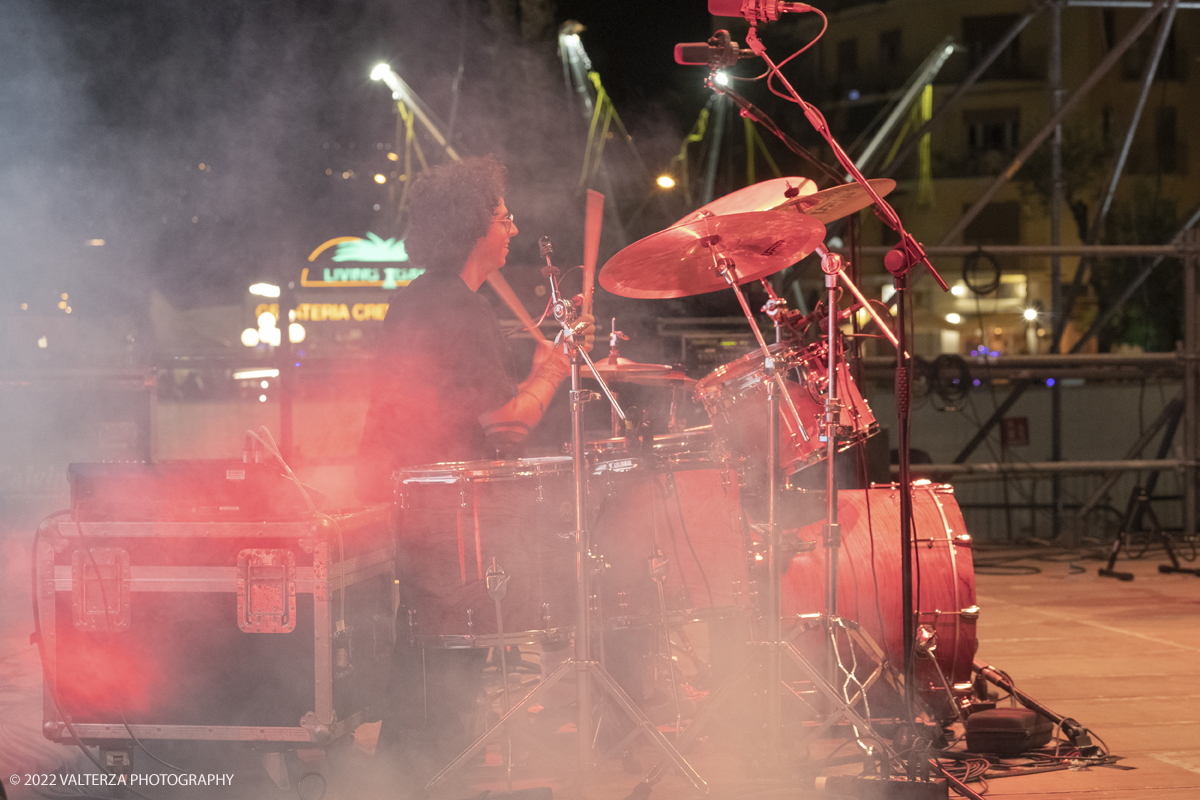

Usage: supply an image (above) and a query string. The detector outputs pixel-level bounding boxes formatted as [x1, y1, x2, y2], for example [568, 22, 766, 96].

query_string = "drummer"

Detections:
[357, 155, 594, 502]
[355, 155, 593, 777]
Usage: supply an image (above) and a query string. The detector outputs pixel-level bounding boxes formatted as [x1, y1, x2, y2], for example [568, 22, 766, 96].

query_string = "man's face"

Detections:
[469, 198, 518, 274]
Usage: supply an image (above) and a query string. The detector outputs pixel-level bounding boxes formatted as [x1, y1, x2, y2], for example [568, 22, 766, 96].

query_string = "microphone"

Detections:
[709, 0, 816, 22]
[674, 30, 753, 68]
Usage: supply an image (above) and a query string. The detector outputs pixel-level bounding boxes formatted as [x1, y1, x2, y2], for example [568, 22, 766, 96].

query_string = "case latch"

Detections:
[236, 549, 296, 633]
[72, 547, 131, 632]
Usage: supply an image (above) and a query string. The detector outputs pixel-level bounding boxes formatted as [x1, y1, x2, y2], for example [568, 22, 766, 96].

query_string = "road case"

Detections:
[34, 504, 396, 748]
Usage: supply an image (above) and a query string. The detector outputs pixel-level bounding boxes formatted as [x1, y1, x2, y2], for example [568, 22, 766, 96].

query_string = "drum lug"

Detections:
[459, 488, 468, 509]
[406, 608, 417, 646]
[541, 602, 552, 629]
[466, 608, 475, 643]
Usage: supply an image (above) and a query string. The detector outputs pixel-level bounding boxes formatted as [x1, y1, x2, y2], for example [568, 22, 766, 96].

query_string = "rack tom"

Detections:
[695, 341, 876, 475]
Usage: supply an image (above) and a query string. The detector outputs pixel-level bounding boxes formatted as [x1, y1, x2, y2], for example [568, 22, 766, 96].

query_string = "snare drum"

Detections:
[586, 425, 725, 475]
[695, 341, 876, 475]
[395, 457, 576, 648]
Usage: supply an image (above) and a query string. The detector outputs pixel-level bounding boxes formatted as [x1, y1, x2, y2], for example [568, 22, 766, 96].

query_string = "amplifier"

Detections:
[68, 461, 323, 522]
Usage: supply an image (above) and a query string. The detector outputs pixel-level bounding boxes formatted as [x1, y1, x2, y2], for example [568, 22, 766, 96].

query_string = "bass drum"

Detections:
[781, 483, 978, 713]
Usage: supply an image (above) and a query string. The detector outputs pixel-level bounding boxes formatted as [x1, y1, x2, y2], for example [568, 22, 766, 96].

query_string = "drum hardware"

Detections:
[425, 239, 706, 792]
[484, 558, 515, 793]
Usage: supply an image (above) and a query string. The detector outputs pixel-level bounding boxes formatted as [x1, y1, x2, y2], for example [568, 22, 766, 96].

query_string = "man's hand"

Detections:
[571, 313, 596, 354]
[531, 339, 570, 385]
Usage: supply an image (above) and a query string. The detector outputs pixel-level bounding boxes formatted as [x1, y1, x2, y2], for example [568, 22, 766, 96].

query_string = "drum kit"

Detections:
[400, 174, 981, 791]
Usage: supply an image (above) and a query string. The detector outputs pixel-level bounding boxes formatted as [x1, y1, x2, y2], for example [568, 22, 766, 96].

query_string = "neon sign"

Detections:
[304, 233, 423, 288]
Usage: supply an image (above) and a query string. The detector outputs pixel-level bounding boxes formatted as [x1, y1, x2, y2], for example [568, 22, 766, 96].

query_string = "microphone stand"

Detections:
[728, 27, 984, 797]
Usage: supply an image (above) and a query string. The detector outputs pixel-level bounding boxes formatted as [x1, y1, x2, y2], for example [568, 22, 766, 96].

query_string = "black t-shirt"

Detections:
[356, 272, 519, 502]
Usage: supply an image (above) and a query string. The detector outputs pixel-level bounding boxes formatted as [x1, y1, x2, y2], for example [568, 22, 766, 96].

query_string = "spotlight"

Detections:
[249, 283, 280, 298]
[370, 63, 391, 81]
[374, 174, 387, 184]
[240, 329, 260, 348]
[656, 175, 676, 189]
[945, 313, 962, 324]
[714, 71, 730, 86]
[1024, 308, 1038, 321]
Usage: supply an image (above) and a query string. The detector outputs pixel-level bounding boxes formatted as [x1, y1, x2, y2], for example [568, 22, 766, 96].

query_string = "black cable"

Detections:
[963, 249, 1002, 295]
[655, 473, 714, 608]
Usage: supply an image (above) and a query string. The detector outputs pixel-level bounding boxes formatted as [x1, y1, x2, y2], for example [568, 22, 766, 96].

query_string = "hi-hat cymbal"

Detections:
[671, 176, 818, 227]
[599, 207, 825, 299]
[786, 178, 896, 224]
[584, 356, 695, 386]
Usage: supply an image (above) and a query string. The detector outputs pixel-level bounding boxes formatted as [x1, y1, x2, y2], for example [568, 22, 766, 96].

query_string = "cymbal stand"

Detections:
[425, 243, 706, 793]
[642, 242, 891, 766]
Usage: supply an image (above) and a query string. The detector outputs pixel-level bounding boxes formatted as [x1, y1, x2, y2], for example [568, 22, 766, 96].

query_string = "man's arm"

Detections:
[479, 315, 594, 452]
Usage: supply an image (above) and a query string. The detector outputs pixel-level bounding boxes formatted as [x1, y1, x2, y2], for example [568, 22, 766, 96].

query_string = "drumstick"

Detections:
[582, 189, 604, 317]
[486, 272, 550, 343]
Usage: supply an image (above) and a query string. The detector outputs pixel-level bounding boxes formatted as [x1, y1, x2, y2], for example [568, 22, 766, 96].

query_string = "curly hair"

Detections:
[404, 156, 507, 275]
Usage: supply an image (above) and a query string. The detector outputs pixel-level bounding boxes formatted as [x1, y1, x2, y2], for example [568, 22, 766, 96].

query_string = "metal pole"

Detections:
[1184, 230, 1199, 539]
[939, 0, 1173, 247]
[766, 359, 782, 762]
[1050, 0, 1065, 539]
[570, 356, 593, 773]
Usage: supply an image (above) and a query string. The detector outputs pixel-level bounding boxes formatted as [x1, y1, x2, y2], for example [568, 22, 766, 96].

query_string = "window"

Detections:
[837, 38, 859, 78]
[1122, 18, 1180, 81]
[962, 14, 1021, 80]
[964, 107, 1021, 154]
[879, 29, 902, 66]
[1157, 106, 1179, 174]
[964, 201, 1021, 245]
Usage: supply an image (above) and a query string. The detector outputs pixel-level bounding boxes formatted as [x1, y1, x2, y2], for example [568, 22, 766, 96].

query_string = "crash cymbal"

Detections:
[671, 176, 818, 226]
[786, 178, 896, 224]
[599, 207, 825, 299]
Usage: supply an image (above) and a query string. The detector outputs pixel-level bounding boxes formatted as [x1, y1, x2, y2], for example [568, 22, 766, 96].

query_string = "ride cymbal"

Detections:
[671, 176, 818, 227]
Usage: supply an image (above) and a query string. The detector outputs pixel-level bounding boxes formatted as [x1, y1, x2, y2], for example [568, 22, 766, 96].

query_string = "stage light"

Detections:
[1024, 308, 1038, 321]
[240, 329, 260, 347]
[656, 175, 676, 189]
[951, 284, 967, 297]
[249, 283, 280, 298]
[289, 322, 306, 343]
[945, 313, 962, 324]
[259, 394, 268, 403]
[257, 311, 276, 329]
[370, 63, 391, 81]
[387, 152, 399, 161]
[261, 380, 269, 389]
[233, 368, 279, 380]
[714, 71, 729, 86]
[374, 174, 387, 184]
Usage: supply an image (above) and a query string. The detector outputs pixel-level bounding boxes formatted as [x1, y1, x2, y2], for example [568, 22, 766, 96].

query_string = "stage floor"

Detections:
[2, 544, 1198, 799]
